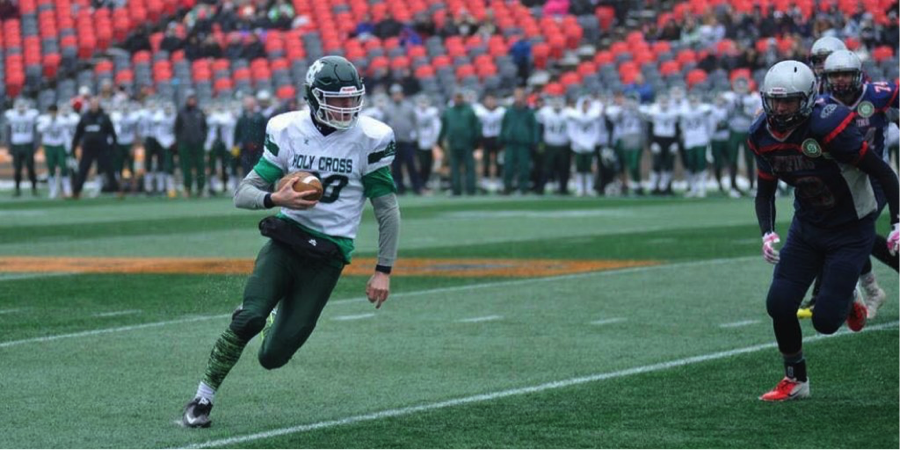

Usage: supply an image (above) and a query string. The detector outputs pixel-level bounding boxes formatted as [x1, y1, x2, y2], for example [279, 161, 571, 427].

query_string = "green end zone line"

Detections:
[0, 256, 756, 350]
[182, 321, 899, 449]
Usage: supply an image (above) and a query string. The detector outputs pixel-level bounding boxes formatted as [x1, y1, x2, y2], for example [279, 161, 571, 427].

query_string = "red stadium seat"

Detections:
[455, 64, 475, 79]
[414, 65, 434, 78]
[872, 46, 895, 62]
[593, 50, 613, 66]
[277, 85, 296, 100]
[659, 60, 680, 76]
[214, 77, 233, 93]
[686, 69, 708, 87]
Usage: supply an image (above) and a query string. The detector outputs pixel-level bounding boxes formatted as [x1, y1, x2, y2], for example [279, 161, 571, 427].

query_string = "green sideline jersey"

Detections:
[252, 111, 397, 262]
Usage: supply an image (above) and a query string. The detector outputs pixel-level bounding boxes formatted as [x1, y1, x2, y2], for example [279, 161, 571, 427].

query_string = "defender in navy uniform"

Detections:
[749, 61, 900, 401]
[797, 50, 900, 320]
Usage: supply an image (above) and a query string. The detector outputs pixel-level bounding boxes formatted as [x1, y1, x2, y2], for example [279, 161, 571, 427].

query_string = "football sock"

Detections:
[861, 257, 873, 276]
[202, 328, 249, 391]
[783, 353, 807, 382]
[62, 176, 72, 196]
[871, 235, 899, 272]
[195, 381, 216, 403]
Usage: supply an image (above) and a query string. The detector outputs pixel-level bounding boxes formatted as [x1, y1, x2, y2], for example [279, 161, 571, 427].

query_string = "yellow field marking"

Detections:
[0, 257, 658, 278]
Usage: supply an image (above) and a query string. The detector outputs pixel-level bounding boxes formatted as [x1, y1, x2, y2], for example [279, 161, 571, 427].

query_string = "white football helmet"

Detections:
[761, 60, 817, 131]
[823, 50, 863, 97]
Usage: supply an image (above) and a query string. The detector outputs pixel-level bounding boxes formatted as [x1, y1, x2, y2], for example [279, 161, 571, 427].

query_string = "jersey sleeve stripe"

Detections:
[823, 111, 857, 144]
[851, 140, 869, 165]
[881, 83, 899, 112]
[253, 157, 284, 184]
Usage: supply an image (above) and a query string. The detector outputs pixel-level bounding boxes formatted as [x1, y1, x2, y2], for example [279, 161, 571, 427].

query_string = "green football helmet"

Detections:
[304, 56, 366, 129]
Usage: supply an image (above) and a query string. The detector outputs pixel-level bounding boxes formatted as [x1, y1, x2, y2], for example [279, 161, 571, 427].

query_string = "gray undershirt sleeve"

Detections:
[233, 170, 273, 210]
[371, 193, 401, 267]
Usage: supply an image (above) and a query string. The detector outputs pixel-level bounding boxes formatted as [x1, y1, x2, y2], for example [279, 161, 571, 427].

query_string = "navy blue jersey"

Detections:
[748, 102, 877, 228]
[818, 79, 899, 161]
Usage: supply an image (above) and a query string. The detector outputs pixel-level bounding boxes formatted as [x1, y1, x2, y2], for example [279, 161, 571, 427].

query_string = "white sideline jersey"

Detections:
[709, 104, 730, 141]
[566, 105, 601, 154]
[679, 104, 713, 148]
[5, 109, 39, 144]
[154, 110, 176, 148]
[642, 104, 680, 138]
[111, 110, 141, 145]
[414, 106, 441, 150]
[206, 111, 237, 150]
[258, 112, 396, 240]
[36, 114, 69, 147]
[729, 93, 762, 133]
[63, 112, 80, 152]
[537, 106, 569, 145]
[474, 104, 506, 138]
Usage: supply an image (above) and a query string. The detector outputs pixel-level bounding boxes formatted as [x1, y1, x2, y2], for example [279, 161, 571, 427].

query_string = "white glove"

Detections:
[762, 232, 781, 264]
[888, 223, 899, 256]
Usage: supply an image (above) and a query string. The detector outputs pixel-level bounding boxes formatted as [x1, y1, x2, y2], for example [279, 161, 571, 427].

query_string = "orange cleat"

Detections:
[760, 377, 810, 401]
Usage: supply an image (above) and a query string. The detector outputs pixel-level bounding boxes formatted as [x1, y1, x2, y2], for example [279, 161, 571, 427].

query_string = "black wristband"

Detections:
[263, 193, 275, 209]
[375, 264, 392, 274]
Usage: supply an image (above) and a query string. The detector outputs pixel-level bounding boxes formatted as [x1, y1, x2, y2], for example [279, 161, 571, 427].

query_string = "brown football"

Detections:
[277, 171, 324, 201]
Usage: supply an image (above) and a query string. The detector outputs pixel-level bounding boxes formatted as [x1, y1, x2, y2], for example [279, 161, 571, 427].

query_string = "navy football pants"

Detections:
[766, 216, 875, 355]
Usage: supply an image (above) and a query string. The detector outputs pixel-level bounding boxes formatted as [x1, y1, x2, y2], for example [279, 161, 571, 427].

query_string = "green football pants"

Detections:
[179, 143, 205, 194]
[503, 144, 531, 193]
[728, 131, 752, 187]
[230, 240, 344, 369]
[449, 146, 476, 195]
[44, 144, 68, 177]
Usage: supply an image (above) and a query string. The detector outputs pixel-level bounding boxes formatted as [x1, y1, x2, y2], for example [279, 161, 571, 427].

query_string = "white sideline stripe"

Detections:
[457, 315, 502, 323]
[184, 321, 899, 449]
[0, 308, 25, 315]
[0, 256, 755, 349]
[719, 320, 761, 328]
[328, 256, 758, 306]
[0, 314, 230, 349]
[590, 318, 626, 326]
[332, 313, 375, 321]
[94, 309, 143, 318]
[0, 272, 73, 282]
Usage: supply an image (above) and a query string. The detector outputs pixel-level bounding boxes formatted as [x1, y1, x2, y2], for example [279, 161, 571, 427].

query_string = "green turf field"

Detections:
[0, 194, 897, 448]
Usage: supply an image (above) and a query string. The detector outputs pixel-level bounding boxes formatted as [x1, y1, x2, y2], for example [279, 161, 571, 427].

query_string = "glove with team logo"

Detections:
[888, 223, 899, 256]
[650, 142, 661, 154]
[762, 232, 781, 264]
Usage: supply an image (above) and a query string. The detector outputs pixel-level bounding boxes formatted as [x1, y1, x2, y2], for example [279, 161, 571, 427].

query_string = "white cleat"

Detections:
[863, 285, 886, 319]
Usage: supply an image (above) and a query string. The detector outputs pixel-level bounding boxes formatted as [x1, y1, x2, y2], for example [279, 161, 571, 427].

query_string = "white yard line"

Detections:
[183, 321, 899, 449]
[332, 313, 376, 321]
[457, 315, 502, 323]
[719, 320, 762, 328]
[590, 318, 627, 326]
[93, 310, 143, 318]
[0, 308, 25, 315]
[0, 256, 757, 350]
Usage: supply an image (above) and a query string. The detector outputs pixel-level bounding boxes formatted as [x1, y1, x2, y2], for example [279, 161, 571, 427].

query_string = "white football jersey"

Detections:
[414, 106, 441, 150]
[709, 104, 730, 141]
[729, 93, 762, 132]
[36, 113, 70, 147]
[153, 110, 176, 148]
[111, 110, 140, 145]
[642, 104, 680, 138]
[63, 112, 80, 152]
[566, 105, 601, 154]
[5, 109, 39, 144]
[206, 111, 237, 150]
[680, 104, 713, 148]
[259, 112, 395, 240]
[537, 106, 569, 145]
[137, 108, 155, 142]
[474, 104, 506, 138]
[606, 104, 643, 141]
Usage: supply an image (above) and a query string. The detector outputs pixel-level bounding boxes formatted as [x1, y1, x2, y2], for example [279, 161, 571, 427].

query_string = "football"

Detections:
[277, 171, 324, 201]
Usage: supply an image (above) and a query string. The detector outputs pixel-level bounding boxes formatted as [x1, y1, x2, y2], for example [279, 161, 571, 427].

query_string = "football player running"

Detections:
[182, 56, 401, 428]
[750, 61, 899, 401]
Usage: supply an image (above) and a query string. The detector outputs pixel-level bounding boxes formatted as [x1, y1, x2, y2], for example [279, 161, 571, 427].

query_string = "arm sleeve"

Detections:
[755, 176, 778, 235]
[856, 148, 900, 224]
[71, 117, 85, 149]
[106, 115, 118, 147]
[371, 193, 401, 267]
[233, 169, 274, 210]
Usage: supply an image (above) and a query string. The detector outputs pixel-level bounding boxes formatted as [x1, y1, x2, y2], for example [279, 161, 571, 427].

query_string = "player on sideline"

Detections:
[181, 56, 401, 428]
[750, 61, 899, 401]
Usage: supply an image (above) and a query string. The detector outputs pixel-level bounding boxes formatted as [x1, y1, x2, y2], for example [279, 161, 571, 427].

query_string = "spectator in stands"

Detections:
[500, 88, 539, 195]
[439, 90, 482, 196]
[233, 96, 267, 176]
[623, 73, 654, 104]
[175, 92, 209, 198]
[510, 38, 532, 87]
[0, 0, 18, 20]
[375, 11, 403, 39]
[185, 35, 203, 60]
[72, 96, 119, 199]
[201, 35, 223, 59]
[384, 85, 422, 195]
[268, 0, 295, 30]
[352, 14, 376, 40]
[124, 24, 152, 54]
[160, 26, 184, 53]
[412, 12, 435, 37]
[214, 1, 239, 32]
[390, 67, 421, 96]
[241, 33, 266, 61]
[399, 25, 423, 47]
[454, 10, 479, 37]
[224, 32, 244, 60]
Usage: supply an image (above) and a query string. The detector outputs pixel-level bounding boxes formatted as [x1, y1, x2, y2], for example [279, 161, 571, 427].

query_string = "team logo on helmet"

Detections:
[801, 138, 823, 158]
[821, 104, 837, 118]
[857, 101, 875, 118]
[306, 60, 325, 85]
